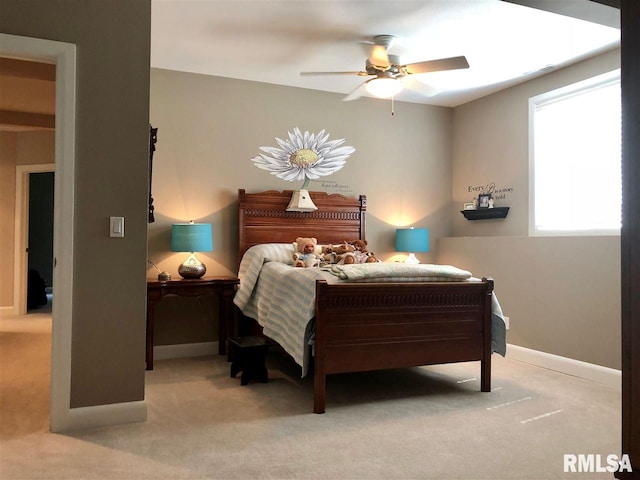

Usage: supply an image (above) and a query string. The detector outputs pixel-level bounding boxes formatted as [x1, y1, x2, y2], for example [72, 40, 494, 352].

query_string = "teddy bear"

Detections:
[317, 243, 355, 265]
[348, 239, 379, 263]
[319, 245, 339, 265]
[293, 237, 320, 268]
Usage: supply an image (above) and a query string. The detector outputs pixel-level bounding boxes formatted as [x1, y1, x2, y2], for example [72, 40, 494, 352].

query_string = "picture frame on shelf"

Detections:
[478, 194, 491, 209]
[463, 202, 475, 210]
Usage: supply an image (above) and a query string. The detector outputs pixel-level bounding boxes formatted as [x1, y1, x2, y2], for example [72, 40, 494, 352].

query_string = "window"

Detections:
[529, 70, 621, 235]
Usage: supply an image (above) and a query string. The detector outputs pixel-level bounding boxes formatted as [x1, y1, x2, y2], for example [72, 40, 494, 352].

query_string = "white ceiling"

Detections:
[150, 0, 620, 107]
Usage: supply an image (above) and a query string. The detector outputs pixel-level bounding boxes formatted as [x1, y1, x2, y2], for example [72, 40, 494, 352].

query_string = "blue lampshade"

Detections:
[395, 227, 429, 253]
[171, 223, 213, 253]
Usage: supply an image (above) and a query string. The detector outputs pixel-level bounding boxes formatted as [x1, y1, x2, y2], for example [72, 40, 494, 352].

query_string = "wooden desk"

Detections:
[146, 276, 239, 370]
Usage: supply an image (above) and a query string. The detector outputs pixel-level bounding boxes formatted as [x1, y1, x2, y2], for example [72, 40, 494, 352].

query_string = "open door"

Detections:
[26, 171, 54, 312]
[14, 164, 54, 315]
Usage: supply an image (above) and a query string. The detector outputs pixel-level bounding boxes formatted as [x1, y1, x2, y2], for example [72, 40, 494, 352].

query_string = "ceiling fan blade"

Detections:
[402, 77, 442, 97]
[367, 44, 390, 69]
[342, 81, 368, 102]
[300, 71, 367, 76]
[404, 56, 469, 75]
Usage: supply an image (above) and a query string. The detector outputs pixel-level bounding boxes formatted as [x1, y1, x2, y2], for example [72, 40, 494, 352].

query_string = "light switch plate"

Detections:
[110, 216, 125, 238]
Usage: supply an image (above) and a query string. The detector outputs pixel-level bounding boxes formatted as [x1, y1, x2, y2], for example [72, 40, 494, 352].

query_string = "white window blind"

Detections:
[530, 70, 621, 235]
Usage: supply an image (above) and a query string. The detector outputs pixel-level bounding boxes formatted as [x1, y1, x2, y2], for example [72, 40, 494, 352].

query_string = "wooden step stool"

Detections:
[228, 336, 270, 385]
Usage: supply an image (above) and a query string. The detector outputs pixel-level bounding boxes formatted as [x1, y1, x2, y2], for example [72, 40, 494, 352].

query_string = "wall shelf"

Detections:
[460, 207, 509, 220]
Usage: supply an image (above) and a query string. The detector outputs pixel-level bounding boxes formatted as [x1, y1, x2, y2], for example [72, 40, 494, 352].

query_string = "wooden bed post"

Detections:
[314, 281, 328, 413]
[314, 364, 327, 414]
[359, 194, 367, 241]
[481, 277, 494, 392]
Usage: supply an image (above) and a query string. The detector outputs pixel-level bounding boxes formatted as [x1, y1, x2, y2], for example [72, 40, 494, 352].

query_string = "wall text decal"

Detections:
[467, 182, 514, 201]
[315, 179, 354, 194]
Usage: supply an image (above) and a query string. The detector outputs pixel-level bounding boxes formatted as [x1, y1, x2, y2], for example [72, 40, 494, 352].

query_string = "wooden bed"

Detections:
[237, 189, 494, 413]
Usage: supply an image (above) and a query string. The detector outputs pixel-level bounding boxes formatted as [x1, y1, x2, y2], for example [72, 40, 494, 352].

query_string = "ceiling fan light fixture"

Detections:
[365, 77, 403, 98]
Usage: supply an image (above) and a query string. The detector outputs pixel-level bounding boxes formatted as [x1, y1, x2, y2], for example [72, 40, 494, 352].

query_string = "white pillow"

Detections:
[246, 243, 296, 264]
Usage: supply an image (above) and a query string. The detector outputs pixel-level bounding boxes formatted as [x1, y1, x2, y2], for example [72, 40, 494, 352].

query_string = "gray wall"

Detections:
[0, 0, 151, 407]
[441, 48, 621, 369]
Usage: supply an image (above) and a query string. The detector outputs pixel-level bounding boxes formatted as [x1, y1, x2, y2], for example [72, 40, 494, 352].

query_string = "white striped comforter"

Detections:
[234, 244, 332, 375]
[234, 244, 506, 376]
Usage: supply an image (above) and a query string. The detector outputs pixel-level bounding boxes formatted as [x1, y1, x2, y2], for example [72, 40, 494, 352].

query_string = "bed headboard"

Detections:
[238, 189, 366, 260]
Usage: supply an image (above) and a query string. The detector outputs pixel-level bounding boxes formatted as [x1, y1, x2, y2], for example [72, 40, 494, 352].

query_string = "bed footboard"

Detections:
[313, 278, 494, 413]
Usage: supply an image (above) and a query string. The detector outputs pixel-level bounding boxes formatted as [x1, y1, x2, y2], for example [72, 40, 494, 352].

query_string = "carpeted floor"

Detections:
[0, 305, 621, 479]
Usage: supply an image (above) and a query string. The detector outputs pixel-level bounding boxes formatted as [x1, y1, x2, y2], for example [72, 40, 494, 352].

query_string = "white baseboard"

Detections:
[56, 400, 147, 432]
[154, 341, 218, 360]
[507, 343, 621, 390]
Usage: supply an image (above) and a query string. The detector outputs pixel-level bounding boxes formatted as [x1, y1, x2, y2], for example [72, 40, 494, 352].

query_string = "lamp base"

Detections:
[404, 253, 420, 264]
[157, 271, 171, 282]
[178, 252, 207, 279]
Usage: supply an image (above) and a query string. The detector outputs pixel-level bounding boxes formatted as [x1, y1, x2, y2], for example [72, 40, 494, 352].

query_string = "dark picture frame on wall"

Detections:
[478, 193, 491, 209]
[148, 125, 157, 223]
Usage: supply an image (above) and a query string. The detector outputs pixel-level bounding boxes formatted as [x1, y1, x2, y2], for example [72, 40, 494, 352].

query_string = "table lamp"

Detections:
[171, 222, 213, 278]
[395, 227, 429, 264]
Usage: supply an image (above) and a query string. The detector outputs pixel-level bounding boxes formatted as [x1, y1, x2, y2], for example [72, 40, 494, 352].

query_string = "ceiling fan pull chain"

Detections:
[391, 96, 395, 116]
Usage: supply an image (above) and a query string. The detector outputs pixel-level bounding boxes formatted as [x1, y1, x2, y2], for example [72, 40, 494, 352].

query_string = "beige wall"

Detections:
[442, 48, 621, 369]
[0, 1, 621, 413]
[0, 0, 151, 408]
[149, 69, 453, 272]
[0, 132, 18, 306]
[451, 48, 620, 238]
[148, 68, 454, 343]
[0, 55, 56, 307]
[16, 130, 55, 165]
[150, 51, 623, 371]
[0, 130, 55, 307]
[438, 236, 620, 369]
[0, 74, 55, 115]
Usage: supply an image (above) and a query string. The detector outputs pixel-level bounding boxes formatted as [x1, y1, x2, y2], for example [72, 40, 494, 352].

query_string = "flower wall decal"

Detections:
[251, 127, 355, 190]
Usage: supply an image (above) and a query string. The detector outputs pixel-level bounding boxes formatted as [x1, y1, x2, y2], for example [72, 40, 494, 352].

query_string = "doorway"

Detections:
[27, 171, 54, 312]
[1, 33, 76, 432]
[14, 165, 55, 315]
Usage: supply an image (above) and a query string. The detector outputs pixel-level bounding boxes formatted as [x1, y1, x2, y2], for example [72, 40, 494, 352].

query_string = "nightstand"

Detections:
[146, 276, 239, 370]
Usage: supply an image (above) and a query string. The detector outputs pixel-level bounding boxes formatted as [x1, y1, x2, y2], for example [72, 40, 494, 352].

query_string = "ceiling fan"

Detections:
[300, 35, 469, 101]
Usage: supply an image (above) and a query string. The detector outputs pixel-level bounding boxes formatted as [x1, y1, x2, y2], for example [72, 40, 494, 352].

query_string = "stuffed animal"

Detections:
[319, 245, 338, 265]
[348, 239, 379, 263]
[349, 239, 368, 253]
[293, 237, 320, 268]
[318, 243, 356, 265]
